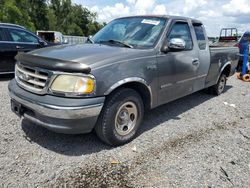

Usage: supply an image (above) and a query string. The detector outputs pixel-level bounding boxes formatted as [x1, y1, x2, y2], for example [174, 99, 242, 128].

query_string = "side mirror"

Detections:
[168, 38, 186, 50]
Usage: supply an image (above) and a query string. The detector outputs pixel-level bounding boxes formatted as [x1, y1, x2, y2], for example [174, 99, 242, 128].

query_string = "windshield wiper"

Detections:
[99, 39, 133, 48]
[86, 37, 94, 44]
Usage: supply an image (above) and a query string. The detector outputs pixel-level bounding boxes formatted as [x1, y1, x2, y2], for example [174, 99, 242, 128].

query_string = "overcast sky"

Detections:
[72, 0, 250, 37]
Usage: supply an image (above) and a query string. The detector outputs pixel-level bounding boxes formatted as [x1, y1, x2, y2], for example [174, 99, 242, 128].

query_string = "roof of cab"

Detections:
[115, 15, 203, 25]
[0, 23, 26, 29]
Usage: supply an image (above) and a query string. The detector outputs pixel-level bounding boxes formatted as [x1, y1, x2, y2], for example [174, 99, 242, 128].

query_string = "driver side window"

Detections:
[168, 22, 193, 50]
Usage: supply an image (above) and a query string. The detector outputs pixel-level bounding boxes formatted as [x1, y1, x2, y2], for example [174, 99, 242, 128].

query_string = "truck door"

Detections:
[157, 21, 199, 105]
[192, 23, 210, 91]
[0, 28, 16, 73]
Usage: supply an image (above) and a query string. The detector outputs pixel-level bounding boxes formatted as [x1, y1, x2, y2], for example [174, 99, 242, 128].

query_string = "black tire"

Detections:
[95, 88, 144, 146]
[211, 74, 227, 95]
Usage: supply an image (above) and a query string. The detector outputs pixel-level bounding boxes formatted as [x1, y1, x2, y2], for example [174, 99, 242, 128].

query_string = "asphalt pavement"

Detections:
[0, 74, 249, 187]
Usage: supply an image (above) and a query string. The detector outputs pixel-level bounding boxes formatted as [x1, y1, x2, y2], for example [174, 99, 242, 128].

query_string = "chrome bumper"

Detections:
[8, 80, 104, 134]
[9, 91, 103, 120]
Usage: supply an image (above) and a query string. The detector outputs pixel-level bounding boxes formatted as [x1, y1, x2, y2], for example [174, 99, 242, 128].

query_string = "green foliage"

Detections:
[29, 0, 49, 30]
[0, 0, 104, 36]
[0, 0, 36, 31]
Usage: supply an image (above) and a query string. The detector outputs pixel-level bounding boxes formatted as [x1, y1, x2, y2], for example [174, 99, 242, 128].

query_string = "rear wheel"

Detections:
[211, 74, 227, 95]
[95, 88, 144, 146]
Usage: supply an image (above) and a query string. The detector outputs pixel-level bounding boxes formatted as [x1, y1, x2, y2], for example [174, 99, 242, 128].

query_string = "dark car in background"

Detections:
[0, 23, 47, 74]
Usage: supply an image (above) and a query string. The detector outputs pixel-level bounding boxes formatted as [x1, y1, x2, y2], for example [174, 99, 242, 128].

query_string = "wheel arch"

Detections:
[104, 77, 153, 110]
[216, 62, 231, 82]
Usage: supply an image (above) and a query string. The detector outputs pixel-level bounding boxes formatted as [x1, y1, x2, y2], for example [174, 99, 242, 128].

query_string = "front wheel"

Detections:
[95, 88, 144, 146]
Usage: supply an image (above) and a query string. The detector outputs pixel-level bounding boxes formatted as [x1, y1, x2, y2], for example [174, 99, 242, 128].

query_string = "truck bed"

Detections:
[205, 46, 239, 87]
[210, 41, 238, 47]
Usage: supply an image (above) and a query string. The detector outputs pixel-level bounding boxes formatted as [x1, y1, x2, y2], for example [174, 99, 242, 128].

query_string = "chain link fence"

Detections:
[64, 35, 87, 44]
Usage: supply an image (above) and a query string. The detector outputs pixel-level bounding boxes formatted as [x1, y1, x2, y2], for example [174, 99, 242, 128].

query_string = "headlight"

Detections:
[50, 75, 95, 95]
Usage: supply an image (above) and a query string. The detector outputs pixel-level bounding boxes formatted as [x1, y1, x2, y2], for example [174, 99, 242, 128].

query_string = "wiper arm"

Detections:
[99, 39, 133, 48]
[86, 37, 94, 44]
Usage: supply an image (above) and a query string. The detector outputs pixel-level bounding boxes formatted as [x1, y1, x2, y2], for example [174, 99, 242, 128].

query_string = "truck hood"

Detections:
[17, 44, 152, 73]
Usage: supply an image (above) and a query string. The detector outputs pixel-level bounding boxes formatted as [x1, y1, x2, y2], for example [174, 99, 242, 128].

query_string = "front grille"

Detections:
[15, 63, 49, 94]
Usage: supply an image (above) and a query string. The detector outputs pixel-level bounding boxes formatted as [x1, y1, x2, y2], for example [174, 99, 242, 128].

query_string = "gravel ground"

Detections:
[0, 74, 249, 188]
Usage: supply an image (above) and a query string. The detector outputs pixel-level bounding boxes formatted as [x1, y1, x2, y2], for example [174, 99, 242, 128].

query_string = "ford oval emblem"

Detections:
[20, 73, 31, 81]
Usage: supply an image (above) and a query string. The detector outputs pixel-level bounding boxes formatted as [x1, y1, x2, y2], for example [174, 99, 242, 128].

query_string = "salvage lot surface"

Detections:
[0, 75, 249, 187]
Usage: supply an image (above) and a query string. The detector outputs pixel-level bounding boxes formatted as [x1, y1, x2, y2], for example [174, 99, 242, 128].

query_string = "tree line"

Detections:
[0, 0, 105, 36]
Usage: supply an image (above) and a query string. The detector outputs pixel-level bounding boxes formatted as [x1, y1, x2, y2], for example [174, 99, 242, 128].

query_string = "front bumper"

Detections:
[8, 80, 105, 134]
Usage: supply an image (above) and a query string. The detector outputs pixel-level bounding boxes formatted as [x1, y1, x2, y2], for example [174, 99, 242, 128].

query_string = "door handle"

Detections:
[192, 58, 199, 66]
[16, 46, 24, 49]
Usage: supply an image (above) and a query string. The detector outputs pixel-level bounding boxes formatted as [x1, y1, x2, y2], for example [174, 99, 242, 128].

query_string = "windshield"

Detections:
[240, 33, 250, 43]
[92, 17, 167, 49]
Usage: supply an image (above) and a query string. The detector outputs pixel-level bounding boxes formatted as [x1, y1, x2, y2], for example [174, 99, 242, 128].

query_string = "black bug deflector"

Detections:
[15, 52, 91, 74]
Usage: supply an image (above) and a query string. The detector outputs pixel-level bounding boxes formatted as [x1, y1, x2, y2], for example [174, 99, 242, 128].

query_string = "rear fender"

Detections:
[216, 61, 231, 82]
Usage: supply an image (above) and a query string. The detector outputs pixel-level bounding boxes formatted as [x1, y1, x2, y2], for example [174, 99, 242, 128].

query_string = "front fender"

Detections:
[104, 77, 151, 95]
[103, 77, 154, 108]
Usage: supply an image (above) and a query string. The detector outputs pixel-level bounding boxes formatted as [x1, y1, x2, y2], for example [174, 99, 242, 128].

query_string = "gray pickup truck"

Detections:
[9, 15, 238, 146]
